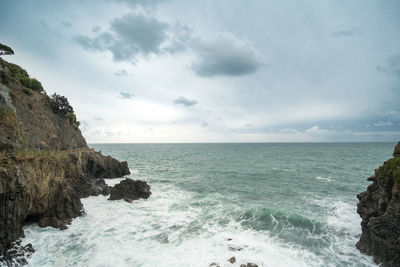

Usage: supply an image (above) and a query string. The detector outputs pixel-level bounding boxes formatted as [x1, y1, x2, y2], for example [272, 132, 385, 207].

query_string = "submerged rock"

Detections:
[109, 178, 151, 202]
[357, 142, 400, 266]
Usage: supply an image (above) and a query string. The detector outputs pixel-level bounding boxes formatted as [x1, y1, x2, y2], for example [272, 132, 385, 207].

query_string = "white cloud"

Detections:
[373, 121, 393, 127]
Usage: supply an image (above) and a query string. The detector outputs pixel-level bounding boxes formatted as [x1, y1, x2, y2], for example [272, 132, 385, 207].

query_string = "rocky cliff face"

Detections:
[0, 58, 87, 151]
[0, 58, 143, 264]
[357, 142, 400, 266]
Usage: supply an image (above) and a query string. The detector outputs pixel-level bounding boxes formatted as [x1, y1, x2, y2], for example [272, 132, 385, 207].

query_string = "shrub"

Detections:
[67, 112, 80, 128]
[28, 78, 43, 91]
[22, 87, 32, 96]
[0, 105, 17, 128]
[8, 63, 28, 78]
[19, 76, 43, 92]
[0, 70, 8, 85]
[28, 103, 33, 110]
[394, 167, 400, 185]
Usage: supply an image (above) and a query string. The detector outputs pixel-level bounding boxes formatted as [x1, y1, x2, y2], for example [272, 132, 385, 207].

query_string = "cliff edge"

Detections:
[0, 57, 142, 264]
[357, 142, 400, 266]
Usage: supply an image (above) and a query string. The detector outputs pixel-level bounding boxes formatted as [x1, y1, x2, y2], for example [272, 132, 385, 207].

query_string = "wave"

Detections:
[315, 176, 332, 182]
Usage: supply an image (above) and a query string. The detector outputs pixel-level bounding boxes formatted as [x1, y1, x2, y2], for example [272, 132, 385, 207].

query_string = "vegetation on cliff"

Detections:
[0, 54, 137, 265]
[0, 43, 14, 56]
[0, 57, 85, 151]
[357, 142, 400, 266]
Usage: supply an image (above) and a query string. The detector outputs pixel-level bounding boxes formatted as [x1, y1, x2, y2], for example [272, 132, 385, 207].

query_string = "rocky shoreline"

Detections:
[0, 58, 151, 265]
[357, 142, 400, 266]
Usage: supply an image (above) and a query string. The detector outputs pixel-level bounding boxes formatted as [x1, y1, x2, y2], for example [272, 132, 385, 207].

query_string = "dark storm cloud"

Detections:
[75, 13, 260, 77]
[75, 14, 168, 62]
[191, 32, 262, 77]
[331, 27, 363, 37]
[173, 96, 197, 106]
[120, 92, 135, 99]
[111, 14, 168, 55]
[377, 54, 400, 78]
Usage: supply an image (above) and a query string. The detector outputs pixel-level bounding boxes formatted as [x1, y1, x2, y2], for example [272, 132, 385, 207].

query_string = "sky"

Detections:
[0, 0, 399, 143]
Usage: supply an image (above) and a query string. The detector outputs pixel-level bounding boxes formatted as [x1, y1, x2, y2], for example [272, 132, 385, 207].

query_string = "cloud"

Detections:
[39, 20, 62, 38]
[331, 27, 363, 37]
[62, 21, 72, 28]
[377, 54, 400, 78]
[373, 121, 393, 127]
[111, 0, 167, 8]
[173, 96, 198, 106]
[304, 125, 333, 135]
[163, 23, 193, 53]
[191, 32, 262, 77]
[76, 15, 260, 78]
[111, 14, 167, 55]
[120, 92, 135, 99]
[92, 25, 101, 33]
[80, 121, 89, 132]
[115, 69, 128, 76]
[280, 128, 300, 134]
[75, 14, 168, 62]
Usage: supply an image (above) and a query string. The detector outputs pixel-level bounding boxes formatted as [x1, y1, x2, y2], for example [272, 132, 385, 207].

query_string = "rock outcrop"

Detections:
[357, 142, 400, 266]
[0, 57, 150, 265]
[109, 178, 151, 202]
[0, 58, 87, 151]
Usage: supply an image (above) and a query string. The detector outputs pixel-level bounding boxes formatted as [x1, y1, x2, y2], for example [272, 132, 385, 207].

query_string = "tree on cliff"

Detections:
[0, 43, 14, 56]
[50, 93, 74, 114]
[50, 93, 80, 128]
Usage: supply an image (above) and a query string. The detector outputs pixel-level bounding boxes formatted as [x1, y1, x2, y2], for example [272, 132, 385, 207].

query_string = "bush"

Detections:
[0, 105, 17, 128]
[8, 63, 28, 78]
[0, 58, 44, 92]
[67, 113, 80, 128]
[19, 76, 43, 92]
[0, 70, 8, 85]
[22, 87, 32, 96]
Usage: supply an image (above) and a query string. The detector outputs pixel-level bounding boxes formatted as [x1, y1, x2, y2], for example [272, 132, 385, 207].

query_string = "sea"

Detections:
[22, 143, 395, 267]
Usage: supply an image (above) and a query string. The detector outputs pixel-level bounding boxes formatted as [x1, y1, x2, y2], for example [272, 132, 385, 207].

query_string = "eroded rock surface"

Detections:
[0, 149, 130, 259]
[0, 58, 139, 265]
[357, 142, 400, 266]
[109, 178, 151, 202]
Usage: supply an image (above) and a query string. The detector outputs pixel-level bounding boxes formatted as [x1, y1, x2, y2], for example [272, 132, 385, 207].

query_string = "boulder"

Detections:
[109, 179, 151, 202]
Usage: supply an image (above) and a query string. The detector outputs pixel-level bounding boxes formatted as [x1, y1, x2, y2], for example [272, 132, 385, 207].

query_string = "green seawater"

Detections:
[22, 143, 395, 266]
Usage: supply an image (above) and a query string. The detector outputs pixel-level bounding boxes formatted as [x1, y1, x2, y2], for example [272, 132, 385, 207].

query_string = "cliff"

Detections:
[357, 142, 400, 266]
[0, 58, 87, 151]
[0, 57, 147, 265]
